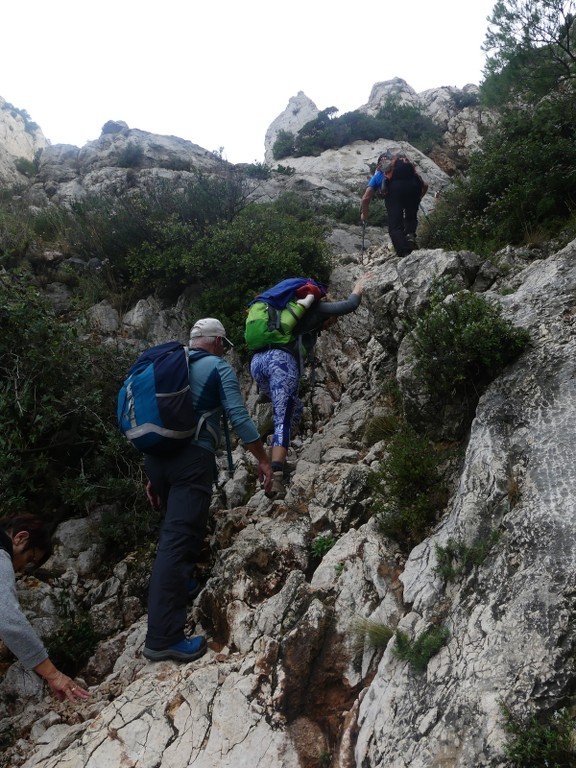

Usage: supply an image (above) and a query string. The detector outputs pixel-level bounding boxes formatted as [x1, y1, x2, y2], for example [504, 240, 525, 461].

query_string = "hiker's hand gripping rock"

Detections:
[35, 661, 90, 703]
[245, 440, 273, 495]
[353, 272, 373, 295]
[258, 459, 273, 495]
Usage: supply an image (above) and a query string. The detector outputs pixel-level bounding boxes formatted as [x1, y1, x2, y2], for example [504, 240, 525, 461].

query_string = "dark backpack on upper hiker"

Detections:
[383, 152, 417, 181]
[244, 277, 327, 353]
[117, 341, 212, 455]
[375, 151, 427, 199]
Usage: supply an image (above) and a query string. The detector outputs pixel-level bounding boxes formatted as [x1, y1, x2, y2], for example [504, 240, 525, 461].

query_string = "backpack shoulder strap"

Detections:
[188, 348, 215, 362]
[187, 348, 234, 476]
[187, 348, 220, 440]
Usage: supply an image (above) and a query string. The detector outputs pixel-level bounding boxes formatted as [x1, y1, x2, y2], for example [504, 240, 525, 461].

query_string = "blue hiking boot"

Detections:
[143, 636, 208, 662]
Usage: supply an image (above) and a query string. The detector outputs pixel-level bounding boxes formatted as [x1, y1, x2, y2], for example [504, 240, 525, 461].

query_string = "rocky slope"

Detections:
[2, 81, 574, 768]
[1, 236, 575, 767]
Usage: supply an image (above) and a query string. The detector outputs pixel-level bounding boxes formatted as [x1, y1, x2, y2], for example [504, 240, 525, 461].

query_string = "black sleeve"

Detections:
[295, 294, 361, 334]
[315, 294, 361, 317]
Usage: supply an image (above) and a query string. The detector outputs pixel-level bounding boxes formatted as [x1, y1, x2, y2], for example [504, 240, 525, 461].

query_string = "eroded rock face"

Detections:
[0, 96, 47, 184]
[30, 125, 219, 204]
[264, 91, 320, 165]
[2, 238, 576, 767]
[356, 243, 576, 767]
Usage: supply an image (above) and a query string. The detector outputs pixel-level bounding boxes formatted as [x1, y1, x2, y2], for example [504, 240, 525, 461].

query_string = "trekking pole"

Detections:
[222, 417, 235, 478]
[361, 221, 366, 265]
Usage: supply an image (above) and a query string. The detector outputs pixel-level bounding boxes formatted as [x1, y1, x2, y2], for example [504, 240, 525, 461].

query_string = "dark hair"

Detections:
[0, 514, 53, 565]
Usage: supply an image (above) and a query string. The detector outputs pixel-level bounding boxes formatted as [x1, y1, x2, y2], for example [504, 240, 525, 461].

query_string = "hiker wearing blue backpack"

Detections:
[360, 149, 428, 257]
[247, 276, 369, 500]
[141, 318, 273, 663]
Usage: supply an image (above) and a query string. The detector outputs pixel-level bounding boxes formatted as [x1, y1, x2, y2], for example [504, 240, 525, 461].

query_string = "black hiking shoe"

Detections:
[405, 233, 418, 251]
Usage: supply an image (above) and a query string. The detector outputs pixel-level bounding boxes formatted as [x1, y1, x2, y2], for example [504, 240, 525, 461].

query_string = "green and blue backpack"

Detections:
[244, 278, 327, 352]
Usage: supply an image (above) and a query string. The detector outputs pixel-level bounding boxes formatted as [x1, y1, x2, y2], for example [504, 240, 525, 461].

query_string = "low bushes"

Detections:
[411, 288, 530, 406]
[369, 425, 450, 551]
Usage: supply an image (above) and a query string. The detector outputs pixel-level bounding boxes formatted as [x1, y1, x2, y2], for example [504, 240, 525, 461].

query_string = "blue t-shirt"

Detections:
[368, 169, 385, 194]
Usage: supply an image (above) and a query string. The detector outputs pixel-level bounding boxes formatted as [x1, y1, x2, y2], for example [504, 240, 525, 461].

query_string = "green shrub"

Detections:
[420, 93, 576, 253]
[380, 428, 443, 499]
[44, 610, 99, 677]
[44, 581, 100, 676]
[274, 164, 296, 176]
[58, 168, 254, 298]
[370, 425, 449, 550]
[311, 534, 336, 558]
[393, 626, 449, 672]
[352, 616, 394, 650]
[411, 289, 530, 405]
[501, 705, 576, 767]
[0, 272, 148, 544]
[272, 129, 296, 160]
[5, 103, 39, 134]
[244, 162, 272, 179]
[29, 203, 71, 244]
[116, 142, 145, 168]
[0, 199, 36, 266]
[317, 199, 387, 227]
[274, 100, 442, 159]
[374, 494, 447, 552]
[434, 531, 500, 581]
[450, 91, 480, 109]
[56, 173, 330, 311]
[373, 99, 443, 154]
[99, 490, 162, 557]
[364, 413, 403, 445]
[159, 157, 191, 172]
[14, 157, 38, 177]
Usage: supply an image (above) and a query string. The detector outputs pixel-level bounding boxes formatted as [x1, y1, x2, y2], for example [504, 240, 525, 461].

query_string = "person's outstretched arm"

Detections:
[317, 273, 372, 317]
[0, 552, 90, 703]
[360, 186, 375, 221]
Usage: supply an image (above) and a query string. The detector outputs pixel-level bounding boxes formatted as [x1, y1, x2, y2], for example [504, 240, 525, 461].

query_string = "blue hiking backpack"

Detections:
[117, 342, 210, 455]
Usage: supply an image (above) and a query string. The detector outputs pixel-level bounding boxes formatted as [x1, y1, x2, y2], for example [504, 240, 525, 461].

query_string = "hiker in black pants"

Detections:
[143, 318, 273, 663]
[361, 150, 428, 257]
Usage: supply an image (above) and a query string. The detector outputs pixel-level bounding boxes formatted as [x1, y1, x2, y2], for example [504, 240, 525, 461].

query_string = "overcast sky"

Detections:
[1, 0, 496, 164]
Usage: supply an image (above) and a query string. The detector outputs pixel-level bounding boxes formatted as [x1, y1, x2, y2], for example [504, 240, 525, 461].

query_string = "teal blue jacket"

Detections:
[189, 351, 260, 453]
